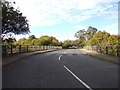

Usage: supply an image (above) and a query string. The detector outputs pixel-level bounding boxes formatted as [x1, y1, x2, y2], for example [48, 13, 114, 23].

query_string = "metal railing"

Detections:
[84, 46, 120, 57]
[2, 45, 62, 56]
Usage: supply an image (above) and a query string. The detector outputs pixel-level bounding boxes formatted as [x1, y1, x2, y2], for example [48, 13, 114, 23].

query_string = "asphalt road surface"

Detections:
[2, 49, 119, 89]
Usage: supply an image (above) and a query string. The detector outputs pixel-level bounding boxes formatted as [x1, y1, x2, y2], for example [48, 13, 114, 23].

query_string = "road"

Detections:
[2, 49, 119, 89]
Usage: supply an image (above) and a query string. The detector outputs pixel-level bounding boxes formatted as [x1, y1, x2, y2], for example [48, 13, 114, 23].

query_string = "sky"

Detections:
[9, 0, 119, 41]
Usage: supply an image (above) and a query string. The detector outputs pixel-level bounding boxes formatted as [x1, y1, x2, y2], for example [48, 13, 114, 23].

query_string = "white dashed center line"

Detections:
[58, 55, 62, 60]
[64, 65, 93, 90]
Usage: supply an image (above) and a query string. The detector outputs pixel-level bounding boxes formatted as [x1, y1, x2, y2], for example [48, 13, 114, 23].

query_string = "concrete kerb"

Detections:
[80, 49, 119, 65]
[2, 49, 60, 68]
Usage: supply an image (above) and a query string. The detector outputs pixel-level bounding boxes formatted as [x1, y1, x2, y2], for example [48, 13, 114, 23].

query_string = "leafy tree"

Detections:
[74, 26, 97, 47]
[33, 39, 41, 45]
[28, 35, 36, 41]
[75, 26, 97, 40]
[14, 35, 61, 46]
[17, 37, 27, 45]
[85, 30, 120, 47]
[62, 40, 73, 48]
[38, 35, 51, 45]
[49, 36, 60, 46]
[75, 29, 86, 39]
[73, 39, 85, 48]
[107, 35, 119, 46]
[2, 1, 30, 35]
[87, 31, 106, 46]
[3, 38, 16, 45]
[85, 26, 97, 40]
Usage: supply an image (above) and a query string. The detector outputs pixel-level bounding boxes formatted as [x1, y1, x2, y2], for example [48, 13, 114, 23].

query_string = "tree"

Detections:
[74, 26, 98, 47]
[49, 36, 61, 46]
[33, 39, 41, 45]
[62, 40, 73, 48]
[75, 26, 97, 40]
[107, 35, 119, 46]
[38, 35, 51, 45]
[85, 26, 97, 40]
[73, 39, 85, 48]
[28, 35, 36, 41]
[3, 38, 16, 45]
[13, 35, 62, 46]
[18, 37, 27, 45]
[85, 31, 110, 46]
[75, 29, 85, 39]
[2, 1, 30, 35]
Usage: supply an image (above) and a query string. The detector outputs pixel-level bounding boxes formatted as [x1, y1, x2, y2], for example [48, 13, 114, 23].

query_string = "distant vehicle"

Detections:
[62, 46, 77, 49]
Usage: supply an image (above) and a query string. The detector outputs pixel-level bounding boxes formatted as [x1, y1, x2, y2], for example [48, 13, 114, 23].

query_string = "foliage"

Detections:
[2, 1, 30, 35]
[107, 35, 119, 46]
[3, 38, 16, 45]
[75, 29, 85, 39]
[75, 26, 119, 48]
[75, 26, 97, 41]
[73, 39, 85, 48]
[75, 26, 97, 48]
[62, 40, 73, 48]
[85, 31, 119, 46]
[17, 37, 28, 45]
[28, 35, 36, 41]
[85, 26, 97, 40]
[13, 35, 61, 46]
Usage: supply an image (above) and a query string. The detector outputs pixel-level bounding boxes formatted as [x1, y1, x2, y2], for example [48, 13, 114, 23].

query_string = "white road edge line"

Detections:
[58, 55, 62, 60]
[64, 65, 93, 90]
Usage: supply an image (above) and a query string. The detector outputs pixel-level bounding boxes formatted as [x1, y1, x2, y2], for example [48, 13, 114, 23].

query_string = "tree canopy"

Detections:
[75, 26, 119, 47]
[12, 35, 61, 46]
[62, 40, 73, 48]
[75, 26, 97, 40]
[2, 1, 30, 35]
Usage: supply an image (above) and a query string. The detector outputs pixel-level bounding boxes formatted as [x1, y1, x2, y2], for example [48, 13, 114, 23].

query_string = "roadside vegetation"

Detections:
[1, 1, 119, 49]
[12, 35, 61, 46]
[75, 26, 119, 47]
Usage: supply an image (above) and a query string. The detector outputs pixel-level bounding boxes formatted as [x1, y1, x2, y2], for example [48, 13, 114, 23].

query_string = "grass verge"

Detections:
[80, 49, 119, 65]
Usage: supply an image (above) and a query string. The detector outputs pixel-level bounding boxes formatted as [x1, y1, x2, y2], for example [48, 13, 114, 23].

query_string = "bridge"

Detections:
[1, 45, 119, 89]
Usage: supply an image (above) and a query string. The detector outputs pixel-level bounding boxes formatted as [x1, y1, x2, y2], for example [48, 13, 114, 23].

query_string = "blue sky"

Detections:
[11, 0, 118, 41]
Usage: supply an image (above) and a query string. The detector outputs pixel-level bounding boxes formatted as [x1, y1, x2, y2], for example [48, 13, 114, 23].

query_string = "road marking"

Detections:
[58, 55, 62, 60]
[64, 66, 93, 90]
[64, 52, 67, 54]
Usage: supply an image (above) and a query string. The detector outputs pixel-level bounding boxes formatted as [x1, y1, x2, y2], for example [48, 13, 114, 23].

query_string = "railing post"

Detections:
[19, 45, 21, 53]
[10, 44, 12, 54]
[99, 46, 101, 53]
[27, 45, 28, 52]
[97, 46, 98, 52]
[43, 46, 45, 50]
[105, 46, 108, 54]
[39, 46, 40, 50]
[3, 45, 7, 55]
[116, 46, 119, 57]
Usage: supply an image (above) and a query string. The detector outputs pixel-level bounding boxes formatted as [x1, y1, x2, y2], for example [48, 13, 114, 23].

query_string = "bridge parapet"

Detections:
[2, 45, 62, 56]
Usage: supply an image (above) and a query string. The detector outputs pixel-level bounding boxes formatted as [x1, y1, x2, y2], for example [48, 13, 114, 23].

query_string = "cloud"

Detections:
[15, 34, 30, 40]
[100, 23, 118, 35]
[74, 25, 87, 30]
[10, 0, 119, 27]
